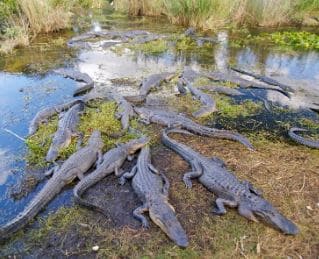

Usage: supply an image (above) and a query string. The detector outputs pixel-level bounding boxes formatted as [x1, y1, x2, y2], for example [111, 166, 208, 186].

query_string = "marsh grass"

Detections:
[114, 0, 319, 29]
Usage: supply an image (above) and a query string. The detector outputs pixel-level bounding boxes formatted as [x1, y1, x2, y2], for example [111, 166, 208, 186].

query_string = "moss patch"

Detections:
[130, 39, 168, 55]
[25, 101, 138, 167]
[216, 95, 263, 119]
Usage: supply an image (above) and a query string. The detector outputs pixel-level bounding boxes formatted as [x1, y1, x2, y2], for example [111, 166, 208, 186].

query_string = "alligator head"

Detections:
[125, 136, 149, 155]
[149, 196, 189, 248]
[88, 130, 104, 149]
[241, 198, 299, 235]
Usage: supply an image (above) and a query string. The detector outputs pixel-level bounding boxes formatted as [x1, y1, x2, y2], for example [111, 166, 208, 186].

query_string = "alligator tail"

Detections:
[196, 126, 254, 151]
[288, 127, 319, 149]
[0, 177, 63, 242]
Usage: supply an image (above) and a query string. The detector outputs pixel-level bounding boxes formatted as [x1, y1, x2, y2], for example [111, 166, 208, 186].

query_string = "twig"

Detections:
[2, 128, 26, 142]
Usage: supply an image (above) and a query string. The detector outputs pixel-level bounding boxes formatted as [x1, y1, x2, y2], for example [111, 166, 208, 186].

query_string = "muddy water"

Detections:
[0, 11, 318, 227]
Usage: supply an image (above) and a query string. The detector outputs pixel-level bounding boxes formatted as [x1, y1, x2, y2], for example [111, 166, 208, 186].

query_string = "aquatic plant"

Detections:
[130, 39, 168, 55]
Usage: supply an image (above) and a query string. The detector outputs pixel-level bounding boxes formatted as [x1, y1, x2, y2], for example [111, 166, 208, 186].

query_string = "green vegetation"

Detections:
[0, 0, 105, 53]
[114, 0, 319, 29]
[235, 31, 319, 51]
[130, 39, 168, 55]
[25, 101, 138, 167]
[216, 96, 263, 119]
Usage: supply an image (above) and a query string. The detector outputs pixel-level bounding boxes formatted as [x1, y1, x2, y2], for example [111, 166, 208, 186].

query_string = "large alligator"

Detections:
[74, 136, 149, 211]
[28, 99, 83, 136]
[0, 131, 104, 241]
[231, 67, 294, 93]
[54, 68, 94, 96]
[183, 82, 217, 118]
[46, 102, 84, 162]
[119, 146, 189, 247]
[134, 106, 254, 150]
[162, 129, 299, 235]
[204, 71, 291, 97]
[288, 127, 319, 149]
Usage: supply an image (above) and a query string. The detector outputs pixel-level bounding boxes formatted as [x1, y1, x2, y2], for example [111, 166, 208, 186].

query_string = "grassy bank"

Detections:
[113, 0, 319, 29]
[0, 0, 104, 53]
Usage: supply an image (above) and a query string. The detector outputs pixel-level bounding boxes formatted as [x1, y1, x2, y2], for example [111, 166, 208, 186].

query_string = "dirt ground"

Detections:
[1, 130, 318, 258]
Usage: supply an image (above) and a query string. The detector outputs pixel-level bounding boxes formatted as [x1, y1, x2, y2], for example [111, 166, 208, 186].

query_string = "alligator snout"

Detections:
[277, 217, 299, 235]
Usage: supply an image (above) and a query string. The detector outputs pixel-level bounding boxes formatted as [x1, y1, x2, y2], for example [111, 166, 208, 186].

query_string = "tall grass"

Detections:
[0, 0, 104, 53]
[114, 0, 319, 29]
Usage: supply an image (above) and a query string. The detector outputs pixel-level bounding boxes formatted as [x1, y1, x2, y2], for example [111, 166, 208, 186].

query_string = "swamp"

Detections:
[0, 1, 318, 258]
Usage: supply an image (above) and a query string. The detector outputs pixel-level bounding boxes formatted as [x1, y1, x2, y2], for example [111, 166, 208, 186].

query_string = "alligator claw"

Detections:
[183, 179, 192, 189]
[119, 177, 126, 185]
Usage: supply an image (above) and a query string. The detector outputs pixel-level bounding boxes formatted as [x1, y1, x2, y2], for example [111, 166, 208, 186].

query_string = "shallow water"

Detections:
[0, 10, 318, 226]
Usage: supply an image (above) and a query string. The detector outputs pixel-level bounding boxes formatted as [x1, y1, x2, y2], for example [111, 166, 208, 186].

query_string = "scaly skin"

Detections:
[28, 99, 83, 136]
[110, 92, 135, 131]
[0, 131, 104, 242]
[204, 71, 291, 98]
[140, 72, 175, 98]
[231, 67, 294, 93]
[162, 129, 299, 235]
[119, 146, 189, 247]
[54, 68, 94, 97]
[74, 136, 149, 210]
[134, 106, 254, 150]
[288, 127, 319, 149]
[183, 81, 217, 118]
[46, 102, 84, 162]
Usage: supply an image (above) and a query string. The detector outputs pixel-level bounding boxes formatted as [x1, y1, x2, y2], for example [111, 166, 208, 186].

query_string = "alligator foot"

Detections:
[133, 204, 150, 228]
[182, 161, 203, 188]
[212, 198, 237, 215]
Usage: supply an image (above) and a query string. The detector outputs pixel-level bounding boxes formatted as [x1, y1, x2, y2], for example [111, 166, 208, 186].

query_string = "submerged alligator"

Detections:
[74, 136, 149, 210]
[46, 102, 84, 162]
[28, 99, 83, 136]
[134, 107, 254, 150]
[119, 146, 189, 247]
[0, 131, 104, 241]
[288, 127, 319, 149]
[162, 129, 299, 235]
[54, 68, 94, 96]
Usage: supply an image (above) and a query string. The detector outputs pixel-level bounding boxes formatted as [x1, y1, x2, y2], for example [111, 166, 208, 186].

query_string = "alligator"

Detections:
[131, 34, 162, 44]
[134, 106, 254, 150]
[204, 70, 291, 98]
[46, 102, 84, 162]
[182, 81, 217, 118]
[110, 92, 135, 131]
[140, 72, 175, 98]
[161, 128, 299, 235]
[28, 99, 83, 136]
[288, 127, 319, 149]
[119, 146, 189, 247]
[54, 68, 94, 97]
[198, 85, 244, 96]
[0, 131, 104, 241]
[231, 67, 294, 93]
[74, 136, 149, 211]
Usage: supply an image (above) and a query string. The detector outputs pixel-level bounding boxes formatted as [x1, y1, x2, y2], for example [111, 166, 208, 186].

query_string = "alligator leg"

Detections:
[95, 151, 103, 166]
[148, 164, 159, 174]
[183, 160, 203, 188]
[127, 155, 134, 161]
[238, 204, 258, 222]
[119, 165, 137, 185]
[211, 156, 226, 167]
[212, 198, 237, 215]
[133, 203, 150, 228]
[159, 172, 170, 197]
[242, 180, 263, 196]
